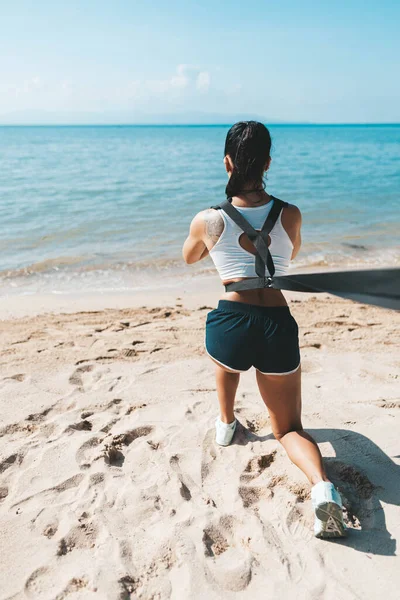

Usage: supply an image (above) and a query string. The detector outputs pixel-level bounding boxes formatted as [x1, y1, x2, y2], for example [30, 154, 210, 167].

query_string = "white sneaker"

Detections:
[215, 417, 237, 446]
[311, 481, 346, 539]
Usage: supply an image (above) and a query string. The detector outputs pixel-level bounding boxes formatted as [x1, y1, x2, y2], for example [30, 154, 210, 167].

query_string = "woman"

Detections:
[182, 121, 345, 539]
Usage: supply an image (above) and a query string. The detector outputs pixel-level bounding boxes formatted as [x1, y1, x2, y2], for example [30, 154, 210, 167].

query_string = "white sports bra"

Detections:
[208, 199, 293, 281]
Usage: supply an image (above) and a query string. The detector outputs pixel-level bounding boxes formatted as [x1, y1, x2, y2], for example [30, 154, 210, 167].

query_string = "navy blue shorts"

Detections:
[205, 300, 301, 374]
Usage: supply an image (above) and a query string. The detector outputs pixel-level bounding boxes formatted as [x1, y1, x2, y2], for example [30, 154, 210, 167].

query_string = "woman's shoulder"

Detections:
[281, 202, 302, 223]
[190, 208, 224, 243]
[280, 203, 302, 241]
[192, 206, 223, 223]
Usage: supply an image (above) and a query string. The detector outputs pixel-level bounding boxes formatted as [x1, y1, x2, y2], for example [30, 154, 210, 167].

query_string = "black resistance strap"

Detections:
[211, 196, 288, 289]
[210, 198, 400, 311]
[272, 269, 400, 311]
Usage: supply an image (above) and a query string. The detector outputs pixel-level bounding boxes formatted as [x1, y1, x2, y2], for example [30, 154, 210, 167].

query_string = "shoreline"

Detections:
[1, 262, 397, 320]
[0, 276, 318, 320]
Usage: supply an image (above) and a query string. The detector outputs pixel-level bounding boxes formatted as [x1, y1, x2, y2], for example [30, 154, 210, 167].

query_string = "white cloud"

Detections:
[170, 64, 190, 89]
[11, 76, 43, 98]
[196, 71, 211, 92]
[145, 64, 211, 96]
[122, 65, 212, 108]
[0, 65, 214, 114]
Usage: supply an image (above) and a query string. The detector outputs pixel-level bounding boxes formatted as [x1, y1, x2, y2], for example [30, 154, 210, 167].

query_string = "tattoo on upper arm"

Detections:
[203, 210, 224, 244]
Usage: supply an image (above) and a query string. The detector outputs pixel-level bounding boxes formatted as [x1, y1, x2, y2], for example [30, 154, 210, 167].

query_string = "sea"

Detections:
[0, 124, 399, 296]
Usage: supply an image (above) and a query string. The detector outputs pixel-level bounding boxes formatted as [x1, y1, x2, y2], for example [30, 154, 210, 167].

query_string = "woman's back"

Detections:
[209, 196, 294, 281]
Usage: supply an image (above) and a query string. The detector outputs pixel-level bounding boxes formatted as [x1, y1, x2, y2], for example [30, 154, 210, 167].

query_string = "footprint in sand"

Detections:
[0, 403, 60, 438]
[26, 503, 60, 539]
[170, 453, 216, 508]
[180, 481, 191, 501]
[285, 499, 314, 543]
[245, 416, 269, 434]
[67, 420, 93, 432]
[125, 403, 147, 416]
[75, 436, 104, 469]
[25, 566, 63, 599]
[239, 486, 272, 508]
[0, 420, 35, 437]
[185, 399, 212, 421]
[235, 407, 270, 435]
[102, 426, 153, 467]
[25, 566, 88, 600]
[239, 473, 289, 513]
[119, 575, 141, 599]
[0, 451, 25, 474]
[81, 411, 94, 419]
[0, 405, 55, 439]
[57, 519, 98, 556]
[203, 521, 230, 557]
[68, 364, 94, 391]
[240, 452, 276, 483]
[118, 545, 176, 599]
[169, 454, 194, 501]
[238, 452, 277, 508]
[0, 486, 9, 502]
[69, 363, 113, 393]
[99, 418, 119, 434]
[287, 482, 311, 503]
[202, 515, 253, 592]
[12, 474, 85, 518]
[285, 505, 314, 542]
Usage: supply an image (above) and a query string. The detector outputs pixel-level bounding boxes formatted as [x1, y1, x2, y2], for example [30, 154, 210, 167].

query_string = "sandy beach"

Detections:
[0, 284, 399, 600]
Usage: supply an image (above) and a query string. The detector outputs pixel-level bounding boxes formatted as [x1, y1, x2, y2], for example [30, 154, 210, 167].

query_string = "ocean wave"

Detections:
[0, 256, 89, 279]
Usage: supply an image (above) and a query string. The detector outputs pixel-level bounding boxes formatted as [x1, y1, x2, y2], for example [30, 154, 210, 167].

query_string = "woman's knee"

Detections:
[273, 426, 304, 442]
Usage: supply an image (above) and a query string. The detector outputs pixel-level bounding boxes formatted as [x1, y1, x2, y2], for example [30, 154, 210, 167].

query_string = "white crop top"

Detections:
[208, 200, 294, 281]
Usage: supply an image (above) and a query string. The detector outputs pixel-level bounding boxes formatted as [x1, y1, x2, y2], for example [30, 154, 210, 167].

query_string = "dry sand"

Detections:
[0, 287, 399, 600]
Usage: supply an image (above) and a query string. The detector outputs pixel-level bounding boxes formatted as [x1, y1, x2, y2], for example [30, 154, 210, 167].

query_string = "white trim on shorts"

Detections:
[256, 362, 301, 376]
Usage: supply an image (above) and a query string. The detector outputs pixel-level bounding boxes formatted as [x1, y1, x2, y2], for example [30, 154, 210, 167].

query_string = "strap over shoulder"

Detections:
[208, 196, 288, 292]
[220, 197, 287, 286]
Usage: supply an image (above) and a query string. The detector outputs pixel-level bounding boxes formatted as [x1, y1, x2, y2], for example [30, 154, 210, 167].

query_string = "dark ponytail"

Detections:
[224, 121, 272, 198]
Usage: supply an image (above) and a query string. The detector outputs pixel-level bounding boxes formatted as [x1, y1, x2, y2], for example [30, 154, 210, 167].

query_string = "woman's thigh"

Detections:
[255, 366, 302, 438]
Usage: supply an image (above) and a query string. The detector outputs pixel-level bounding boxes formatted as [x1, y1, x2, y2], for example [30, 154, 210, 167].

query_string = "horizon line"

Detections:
[0, 122, 400, 127]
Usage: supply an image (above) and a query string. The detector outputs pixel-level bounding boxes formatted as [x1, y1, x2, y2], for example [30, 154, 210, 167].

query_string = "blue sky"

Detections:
[1, 0, 399, 123]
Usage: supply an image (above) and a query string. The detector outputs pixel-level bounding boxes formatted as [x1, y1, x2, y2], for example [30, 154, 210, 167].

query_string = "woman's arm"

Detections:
[281, 204, 302, 259]
[183, 209, 224, 264]
[182, 213, 208, 264]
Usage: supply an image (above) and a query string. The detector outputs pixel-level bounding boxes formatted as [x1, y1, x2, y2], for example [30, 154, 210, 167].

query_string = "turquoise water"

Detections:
[0, 125, 399, 294]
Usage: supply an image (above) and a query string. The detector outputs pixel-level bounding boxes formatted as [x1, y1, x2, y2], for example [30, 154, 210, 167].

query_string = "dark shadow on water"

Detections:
[233, 421, 398, 556]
